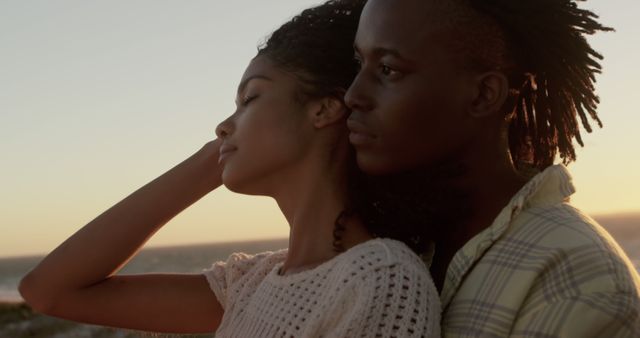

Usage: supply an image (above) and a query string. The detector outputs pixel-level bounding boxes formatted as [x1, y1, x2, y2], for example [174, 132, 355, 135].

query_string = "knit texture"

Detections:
[202, 238, 440, 337]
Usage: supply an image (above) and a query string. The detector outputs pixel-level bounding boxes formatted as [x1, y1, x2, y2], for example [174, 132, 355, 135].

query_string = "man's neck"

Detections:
[430, 156, 531, 291]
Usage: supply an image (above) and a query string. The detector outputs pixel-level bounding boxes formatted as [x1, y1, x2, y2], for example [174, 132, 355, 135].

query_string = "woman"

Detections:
[19, 0, 440, 337]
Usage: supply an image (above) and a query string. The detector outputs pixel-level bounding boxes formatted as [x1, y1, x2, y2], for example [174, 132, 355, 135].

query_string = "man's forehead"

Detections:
[359, 0, 431, 36]
[360, 0, 472, 33]
[356, 0, 454, 58]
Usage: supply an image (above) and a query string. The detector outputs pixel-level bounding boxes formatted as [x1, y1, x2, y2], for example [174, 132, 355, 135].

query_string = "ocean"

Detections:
[1, 218, 639, 302]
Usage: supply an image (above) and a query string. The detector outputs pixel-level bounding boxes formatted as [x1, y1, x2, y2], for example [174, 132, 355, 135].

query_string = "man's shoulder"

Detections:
[500, 203, 639, 294]
[510, 203, 617, 248]
[445, 203, 640, 336]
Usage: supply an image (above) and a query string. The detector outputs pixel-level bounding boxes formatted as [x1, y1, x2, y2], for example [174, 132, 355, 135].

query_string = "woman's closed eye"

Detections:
[353, 54, 363, 70]
[238, 94, 259, 107]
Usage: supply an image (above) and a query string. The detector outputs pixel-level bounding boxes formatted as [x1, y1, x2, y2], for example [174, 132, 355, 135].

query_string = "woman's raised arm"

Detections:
[19, 139, 225, 333]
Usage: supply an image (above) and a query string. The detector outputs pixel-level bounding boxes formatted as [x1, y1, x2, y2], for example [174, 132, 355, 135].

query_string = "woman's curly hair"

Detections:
[257, 0, 366, 101]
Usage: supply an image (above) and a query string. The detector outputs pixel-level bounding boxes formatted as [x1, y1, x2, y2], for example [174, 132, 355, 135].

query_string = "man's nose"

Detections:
[345, 72, 373, 113]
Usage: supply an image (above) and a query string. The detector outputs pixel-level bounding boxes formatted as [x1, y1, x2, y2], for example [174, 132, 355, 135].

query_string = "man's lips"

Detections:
[347, 119, 376, 145]
[218, 143, 238, 163]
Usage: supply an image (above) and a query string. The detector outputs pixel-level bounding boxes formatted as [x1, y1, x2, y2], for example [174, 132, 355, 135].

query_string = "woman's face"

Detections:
[215, 56, 313, 195]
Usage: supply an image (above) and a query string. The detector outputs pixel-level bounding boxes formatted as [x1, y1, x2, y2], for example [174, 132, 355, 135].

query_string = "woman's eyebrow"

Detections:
[236, 75, 273, 95]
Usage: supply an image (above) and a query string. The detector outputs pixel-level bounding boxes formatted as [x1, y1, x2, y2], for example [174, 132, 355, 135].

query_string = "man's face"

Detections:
[345, 0, 478, 175]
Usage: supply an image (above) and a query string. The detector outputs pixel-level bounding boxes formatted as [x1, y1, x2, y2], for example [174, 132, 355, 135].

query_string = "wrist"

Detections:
[194, 139, 224, 192]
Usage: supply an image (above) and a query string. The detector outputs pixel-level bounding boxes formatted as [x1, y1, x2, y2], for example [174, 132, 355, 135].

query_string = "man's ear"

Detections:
[469, 71, 510, 118]
[310, 96, 348, 128]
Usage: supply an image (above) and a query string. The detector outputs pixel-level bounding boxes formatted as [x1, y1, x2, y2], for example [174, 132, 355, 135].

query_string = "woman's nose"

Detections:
[215, 117, 234, 139]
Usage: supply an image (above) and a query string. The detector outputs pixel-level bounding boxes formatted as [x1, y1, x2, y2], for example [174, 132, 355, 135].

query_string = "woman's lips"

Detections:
[218, 144, 237, 163]
[347, 119, 376, 146]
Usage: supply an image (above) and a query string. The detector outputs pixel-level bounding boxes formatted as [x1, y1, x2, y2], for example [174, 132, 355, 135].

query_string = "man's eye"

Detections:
[377, 63, 404, 80]
[380, 64, 395, 76]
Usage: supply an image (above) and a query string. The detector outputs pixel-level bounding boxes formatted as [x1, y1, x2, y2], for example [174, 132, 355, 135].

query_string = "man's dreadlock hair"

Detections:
[429, 0, 613, 169]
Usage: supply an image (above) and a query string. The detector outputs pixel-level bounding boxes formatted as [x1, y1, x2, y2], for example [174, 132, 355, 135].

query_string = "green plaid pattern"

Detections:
[440, 165, 640, 337]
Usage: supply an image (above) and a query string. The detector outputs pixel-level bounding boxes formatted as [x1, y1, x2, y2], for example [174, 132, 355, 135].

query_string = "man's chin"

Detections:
[355, 152, 401, 176]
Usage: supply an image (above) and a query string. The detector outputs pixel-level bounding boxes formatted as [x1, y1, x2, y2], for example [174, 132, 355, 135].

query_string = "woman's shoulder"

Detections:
[338, 238, 441, 328]
[202, 248, 288, 285]
[202, 248, 288, 307]
[339, 238, 429, 276]
[222, 248, 288, 268]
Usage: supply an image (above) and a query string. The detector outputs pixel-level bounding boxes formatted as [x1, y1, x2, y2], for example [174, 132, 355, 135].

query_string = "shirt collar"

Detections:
[439, 164, 576, 307]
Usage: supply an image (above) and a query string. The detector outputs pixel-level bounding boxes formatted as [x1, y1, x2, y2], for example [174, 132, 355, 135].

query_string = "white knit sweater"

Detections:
[202, 238, 440, 338]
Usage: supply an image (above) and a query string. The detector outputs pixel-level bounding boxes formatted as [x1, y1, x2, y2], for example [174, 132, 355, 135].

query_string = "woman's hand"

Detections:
[197, 138, 225, 191]
[19, 139, 226, 333]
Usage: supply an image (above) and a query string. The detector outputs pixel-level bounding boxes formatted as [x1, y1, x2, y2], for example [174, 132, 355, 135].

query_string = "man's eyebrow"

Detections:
[354, 44, 407, 60]
[236, 75, 273, 95]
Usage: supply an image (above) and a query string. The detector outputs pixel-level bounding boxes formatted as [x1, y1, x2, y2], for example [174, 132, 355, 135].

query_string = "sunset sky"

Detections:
[1, 0, 638, 258]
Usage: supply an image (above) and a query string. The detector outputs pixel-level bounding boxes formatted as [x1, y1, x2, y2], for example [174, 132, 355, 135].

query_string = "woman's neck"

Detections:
[273, 151, 372, 275]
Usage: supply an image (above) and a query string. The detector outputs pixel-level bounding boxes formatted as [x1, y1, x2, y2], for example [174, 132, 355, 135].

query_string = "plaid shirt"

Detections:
[440, 165, 640, 337]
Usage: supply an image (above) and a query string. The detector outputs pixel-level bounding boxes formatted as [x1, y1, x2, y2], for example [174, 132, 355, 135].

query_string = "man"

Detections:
[345, 0, 640, 336]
